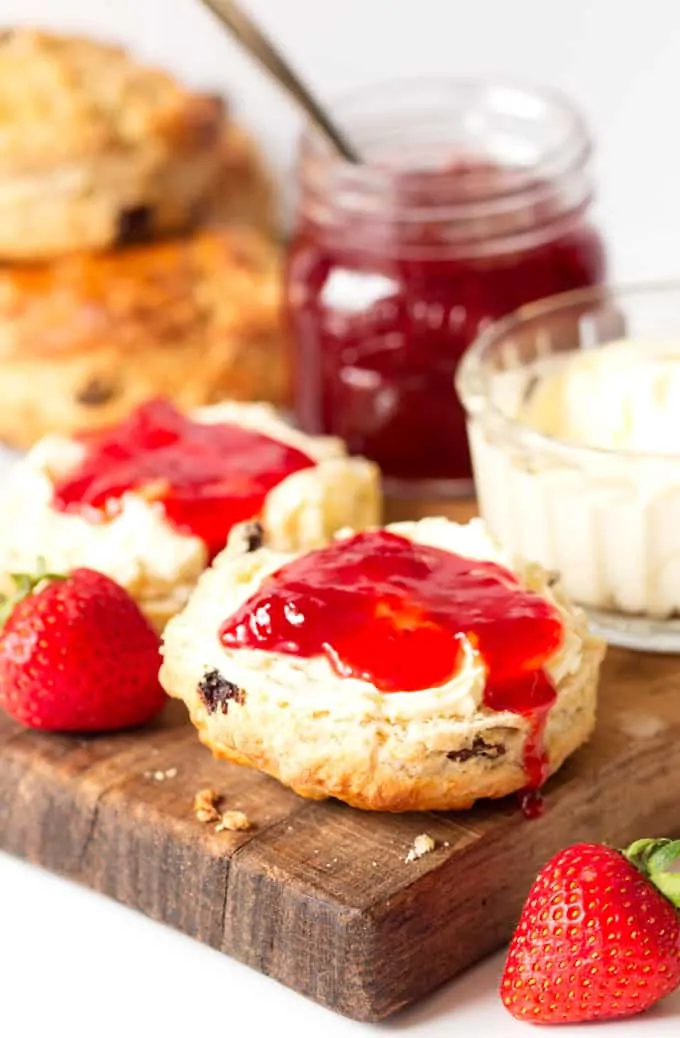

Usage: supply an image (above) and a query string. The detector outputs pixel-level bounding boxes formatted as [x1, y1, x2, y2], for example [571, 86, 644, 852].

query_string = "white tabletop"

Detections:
[1, 849, 679, 1038]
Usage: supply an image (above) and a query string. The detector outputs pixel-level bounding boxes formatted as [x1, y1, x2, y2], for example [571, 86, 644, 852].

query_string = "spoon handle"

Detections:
[197, 0, 360, 163]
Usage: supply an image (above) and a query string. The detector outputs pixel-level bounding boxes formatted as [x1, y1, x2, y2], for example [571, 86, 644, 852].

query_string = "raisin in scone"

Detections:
[0, 227, 286, 449]
[0, 399, 381, 631]
[0, 29, 227, 259]
[160, 518, 605, 811]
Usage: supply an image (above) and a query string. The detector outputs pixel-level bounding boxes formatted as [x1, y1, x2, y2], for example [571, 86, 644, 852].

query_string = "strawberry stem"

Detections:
[624, 838, 680, 909]
[0, 558, 67, 626]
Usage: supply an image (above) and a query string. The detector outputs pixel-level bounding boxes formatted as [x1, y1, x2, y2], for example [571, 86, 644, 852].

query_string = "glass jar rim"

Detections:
[297, 77, 595, 247]
[300, 76, 592, 200]
[455, 280, 680, 463]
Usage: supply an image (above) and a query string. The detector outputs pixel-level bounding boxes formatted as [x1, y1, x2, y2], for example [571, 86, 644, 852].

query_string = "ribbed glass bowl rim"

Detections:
[455, 279, 680, 463]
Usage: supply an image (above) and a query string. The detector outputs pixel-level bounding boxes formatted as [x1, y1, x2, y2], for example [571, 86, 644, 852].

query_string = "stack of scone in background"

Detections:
[0, 28, 286, 449]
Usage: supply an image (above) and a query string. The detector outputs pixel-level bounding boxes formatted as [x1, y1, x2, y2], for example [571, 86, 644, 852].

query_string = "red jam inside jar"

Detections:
[285, 82, 607, 495]
[220, 530, 564, 794]
[52, 399, 315, 558]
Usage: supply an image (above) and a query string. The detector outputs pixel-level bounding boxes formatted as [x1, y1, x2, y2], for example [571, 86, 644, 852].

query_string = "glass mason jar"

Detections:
[284, 79, 608, 499]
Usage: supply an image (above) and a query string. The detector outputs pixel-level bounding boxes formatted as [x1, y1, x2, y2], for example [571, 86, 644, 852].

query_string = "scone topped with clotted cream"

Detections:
[0, 398, 380, 631]
[160, 516, 605, 812]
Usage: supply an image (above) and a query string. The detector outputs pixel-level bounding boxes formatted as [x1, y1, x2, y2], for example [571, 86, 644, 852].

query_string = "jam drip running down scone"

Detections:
[160, 518, 606, 812]
[0, 399, 380, 632]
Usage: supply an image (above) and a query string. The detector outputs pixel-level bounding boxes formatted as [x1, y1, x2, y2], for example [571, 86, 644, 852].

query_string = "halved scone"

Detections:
[160, 517, 605, 812]
[0, 398, 381, 630]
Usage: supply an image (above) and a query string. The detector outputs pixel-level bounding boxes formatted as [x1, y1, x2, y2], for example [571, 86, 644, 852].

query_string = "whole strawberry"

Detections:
[501, 839, 680, 1024]
[0, 566, 166, 732]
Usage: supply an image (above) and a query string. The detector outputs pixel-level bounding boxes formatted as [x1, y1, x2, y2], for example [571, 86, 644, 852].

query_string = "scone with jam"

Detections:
[0, 398, 381, 631]
[160, 518, 605, 812]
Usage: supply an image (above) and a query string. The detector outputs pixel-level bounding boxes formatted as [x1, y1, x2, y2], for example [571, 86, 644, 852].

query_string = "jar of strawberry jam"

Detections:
[285, 80, 607, 498]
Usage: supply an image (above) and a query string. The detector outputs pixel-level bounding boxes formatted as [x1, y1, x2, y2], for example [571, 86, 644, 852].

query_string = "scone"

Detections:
[0, 226, 287, 448]
[0, 29, 231, 259]
[0, 398, 381, 631]
[160, 518, 606, 812]
[206, 122, 278, 238]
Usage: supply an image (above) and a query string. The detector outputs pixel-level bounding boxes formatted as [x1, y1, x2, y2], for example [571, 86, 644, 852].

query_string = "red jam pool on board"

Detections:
[52, 399, 315, 558]
[220, 530, 564, 796]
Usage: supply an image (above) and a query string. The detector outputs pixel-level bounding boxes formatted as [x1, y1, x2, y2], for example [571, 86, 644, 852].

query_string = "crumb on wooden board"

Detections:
[144, 767, 177, 782]
[215, 809, 251, 833]
[193, 790, 252, 832]
[193, 787, 221, 823]
[405, 833, 436, 863]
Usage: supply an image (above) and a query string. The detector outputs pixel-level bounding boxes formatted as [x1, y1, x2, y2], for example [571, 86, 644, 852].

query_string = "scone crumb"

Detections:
[194, 788, 221, 823]
[405, 833, 436, 864]
[145, 767, 178, 782]
[215, 810, 252, 833]
[616, 710, 667, 740]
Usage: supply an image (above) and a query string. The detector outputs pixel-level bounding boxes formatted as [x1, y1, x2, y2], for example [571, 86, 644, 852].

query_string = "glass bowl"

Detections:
[455, 281, 680, 652]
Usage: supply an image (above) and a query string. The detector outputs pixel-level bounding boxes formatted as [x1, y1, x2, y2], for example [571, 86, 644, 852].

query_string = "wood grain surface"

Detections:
[1, 499, 679, 1021]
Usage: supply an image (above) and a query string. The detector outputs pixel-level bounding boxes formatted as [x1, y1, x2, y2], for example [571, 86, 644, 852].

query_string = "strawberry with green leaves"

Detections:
[501, 838, 680, 1024]
[0, 565, 166, 732]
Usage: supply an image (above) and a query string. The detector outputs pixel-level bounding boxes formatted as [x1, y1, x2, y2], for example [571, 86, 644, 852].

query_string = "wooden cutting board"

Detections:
[1, 499, 680, 1022]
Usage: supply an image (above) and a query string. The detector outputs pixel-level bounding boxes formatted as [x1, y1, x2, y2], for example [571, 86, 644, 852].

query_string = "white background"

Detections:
[2, 0, 680, 282]
[1, 1, 680, 1035]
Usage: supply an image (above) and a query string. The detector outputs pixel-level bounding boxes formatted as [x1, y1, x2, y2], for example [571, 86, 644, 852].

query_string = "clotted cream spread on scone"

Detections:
[0, 398, 380, 630]
[160, 517, 605, 811]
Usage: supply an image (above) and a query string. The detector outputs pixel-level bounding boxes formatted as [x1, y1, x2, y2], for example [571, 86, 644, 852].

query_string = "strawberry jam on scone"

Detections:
[0, 398, 380, 631]
[220, 528, 563, 798]
[160, 517, 605, 812]
[52, 398, 317, 560]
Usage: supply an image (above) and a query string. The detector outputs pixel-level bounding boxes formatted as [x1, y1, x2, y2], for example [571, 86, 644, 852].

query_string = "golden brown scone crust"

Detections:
[184, 655, 601, 812]
[0, 29, 223, 167]
[0, 227, 288, 448]
[0, 29, 226, 258]
[160, 520, 606, 812]
[205, 123, 279, 238]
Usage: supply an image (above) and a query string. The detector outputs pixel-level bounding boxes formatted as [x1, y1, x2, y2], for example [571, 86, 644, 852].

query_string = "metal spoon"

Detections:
[197, 0, 361, 164]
